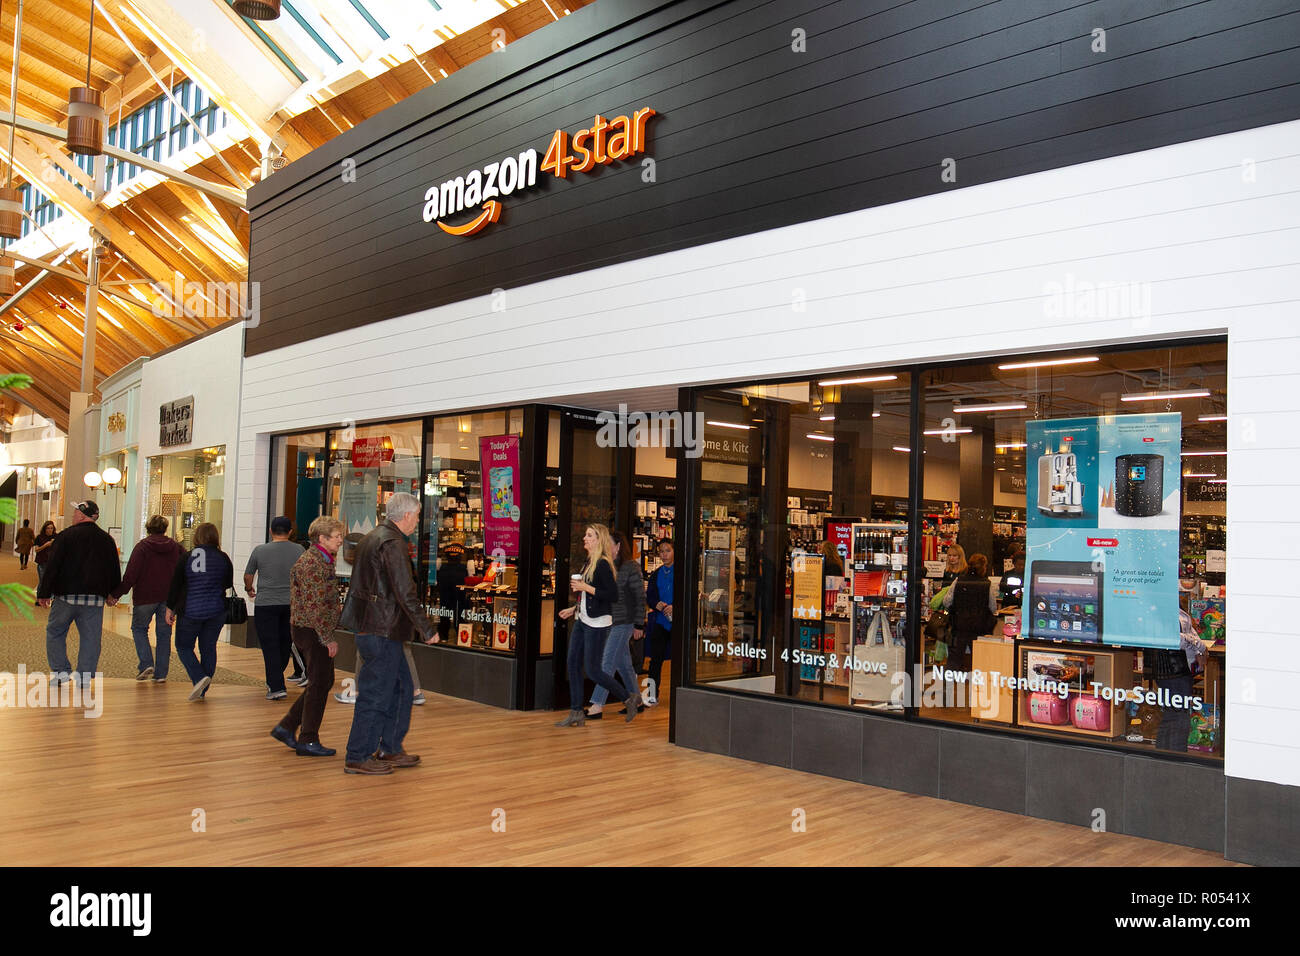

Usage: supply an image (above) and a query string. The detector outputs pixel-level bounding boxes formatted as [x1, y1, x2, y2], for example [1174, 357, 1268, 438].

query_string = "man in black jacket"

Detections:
[37, 500, 123, 687]
[341, 493, 437, 775]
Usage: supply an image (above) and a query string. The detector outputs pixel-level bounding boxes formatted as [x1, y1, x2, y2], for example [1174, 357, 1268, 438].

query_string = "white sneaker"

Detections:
[188, 676, 212, 701]
[333, 692, 357, 704]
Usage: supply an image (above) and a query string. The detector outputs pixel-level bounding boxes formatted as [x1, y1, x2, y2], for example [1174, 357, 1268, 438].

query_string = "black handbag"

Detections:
[225, 589, 249, 626]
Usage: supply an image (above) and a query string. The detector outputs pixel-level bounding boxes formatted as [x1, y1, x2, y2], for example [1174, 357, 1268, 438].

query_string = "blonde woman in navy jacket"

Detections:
[556, 524, 640, 727]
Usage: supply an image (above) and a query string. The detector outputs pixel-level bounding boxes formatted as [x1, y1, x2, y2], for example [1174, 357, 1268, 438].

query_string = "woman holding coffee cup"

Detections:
[556, 524, 640, 727]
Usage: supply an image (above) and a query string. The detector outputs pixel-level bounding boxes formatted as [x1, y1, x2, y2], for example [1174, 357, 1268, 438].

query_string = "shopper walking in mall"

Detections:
[110, 515, 182, 681]
[270, 516, 346, 757]
[37, 501, 122, 687]
[340, 493, 438, 775]
[584, 530, 646, 721]
[643, 538, 676, 706]
[14, 519, 35, 570]
[166, 522, 236, 702]
[556, 524, 638, 727]
[941, 551, 998, 672]
[33, 520, 57, 593]
[245, 516, 307, 700]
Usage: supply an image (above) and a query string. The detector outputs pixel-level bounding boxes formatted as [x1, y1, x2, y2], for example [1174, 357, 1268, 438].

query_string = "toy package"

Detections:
[1188, 704, 1219, 753]
[1188, 599, 1225, 645]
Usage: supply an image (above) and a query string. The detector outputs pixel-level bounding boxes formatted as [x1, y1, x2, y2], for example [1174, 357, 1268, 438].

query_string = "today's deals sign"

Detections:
[1022, 413, 1182, 649]
[479, 435, 521, 558]
[421, 108, 656, 237]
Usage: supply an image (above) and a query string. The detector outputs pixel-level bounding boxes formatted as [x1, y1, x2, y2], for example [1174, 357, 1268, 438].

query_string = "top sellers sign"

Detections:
[422, 108, 656, 237]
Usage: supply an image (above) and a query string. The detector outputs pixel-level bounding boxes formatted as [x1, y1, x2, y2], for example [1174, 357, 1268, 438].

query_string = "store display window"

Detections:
[422, 409, 525, 654]
[325, 421, 422, 577]
[691, 373, 914, 705]
[268, 431, 327, 541]
[688, 340, 1227, 763]
[146, 446, 225, 550]
[918, 343, 1227, 761]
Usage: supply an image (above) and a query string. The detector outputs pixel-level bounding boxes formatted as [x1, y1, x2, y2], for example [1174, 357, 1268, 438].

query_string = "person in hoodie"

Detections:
[111, 515, 183, 682]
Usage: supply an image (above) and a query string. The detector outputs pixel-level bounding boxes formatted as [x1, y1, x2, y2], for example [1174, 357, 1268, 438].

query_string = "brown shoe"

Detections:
[344, 758, 394, 775]
[374, 750, 420, 768]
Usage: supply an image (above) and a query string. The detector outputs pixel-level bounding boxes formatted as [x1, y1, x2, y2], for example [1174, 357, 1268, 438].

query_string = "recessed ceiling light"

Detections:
[923, 427, 973, 436]
[953, 402, 1028, 413]
[892, 446, 910, 453]
[1182, 472, 1216, 478]
[820, 414, 836, 421]
[996, 442, 1028, 450]
[1208, 479, 1227, 484]
[806, 433, 834, 442]
[706, 420, 752, 430]
[1120, 390, 1211, 402]
[871, 411, 880, 418]
[817, 374, 898, 386]
[1181, 450, 1226, 456]
[1198, 414, 1227, 422]
[998, 356, 1100, 370]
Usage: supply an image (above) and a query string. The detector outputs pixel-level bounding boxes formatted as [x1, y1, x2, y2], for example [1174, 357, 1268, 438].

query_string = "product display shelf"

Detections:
[1015, 641, 1136, 739]
[846, 521, 909, 707]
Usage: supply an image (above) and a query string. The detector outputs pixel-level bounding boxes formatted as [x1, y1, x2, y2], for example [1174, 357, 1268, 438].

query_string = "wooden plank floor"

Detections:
[0, 555, 1235, 866]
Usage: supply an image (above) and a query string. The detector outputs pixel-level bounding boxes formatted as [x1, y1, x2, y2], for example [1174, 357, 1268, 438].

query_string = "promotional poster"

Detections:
[1023, 413, 1182, 649]
[479, 435, 521, 558]
[337, 467, 379, 577]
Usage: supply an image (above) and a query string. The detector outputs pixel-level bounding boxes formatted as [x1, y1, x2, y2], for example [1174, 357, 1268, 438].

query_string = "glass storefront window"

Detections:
[918, 344, 1227, 761]
[689, 341, 1227, 762]
[268, 431, 327, 541]
[146, 446, 226, 549]
[326, 421, 422, 577]
[422, 409, 524, 653]
[693, 373, 914, 706]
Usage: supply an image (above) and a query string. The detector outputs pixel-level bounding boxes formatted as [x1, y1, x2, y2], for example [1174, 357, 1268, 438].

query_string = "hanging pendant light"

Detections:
[0, 0, 24, 242]
[232, 0, 282, 20]
[65, 1, 106, 155]
[0, 256, 14, 297]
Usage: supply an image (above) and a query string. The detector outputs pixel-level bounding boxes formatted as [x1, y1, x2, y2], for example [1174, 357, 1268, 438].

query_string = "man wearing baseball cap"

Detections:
[37, 500, 123, 687]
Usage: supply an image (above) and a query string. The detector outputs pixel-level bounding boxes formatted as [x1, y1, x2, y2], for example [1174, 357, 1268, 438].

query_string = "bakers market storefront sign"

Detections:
[422, 108, 656, 237]
[159, 396, 194, 448]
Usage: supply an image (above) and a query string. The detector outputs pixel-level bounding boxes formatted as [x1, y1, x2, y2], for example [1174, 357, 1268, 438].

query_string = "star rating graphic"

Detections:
[793, 604, 820, 619]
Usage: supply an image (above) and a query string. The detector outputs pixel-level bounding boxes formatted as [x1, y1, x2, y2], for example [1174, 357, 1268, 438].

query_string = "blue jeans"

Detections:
[345, 634, 414, 762]
[131, 602, 172, 678]
[176, 613, 224, 689]
[566, 619, 628, 708]
[591, 623, 639, 706]
[45, 598, 104, 679]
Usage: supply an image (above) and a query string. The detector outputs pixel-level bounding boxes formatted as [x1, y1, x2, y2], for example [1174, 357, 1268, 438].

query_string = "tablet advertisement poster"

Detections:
[1023, 413, 1182, 649]
[479, 435, 521, 558]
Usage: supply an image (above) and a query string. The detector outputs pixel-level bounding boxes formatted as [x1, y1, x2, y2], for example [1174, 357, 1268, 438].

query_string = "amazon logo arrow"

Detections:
[437, 200, 502, 237]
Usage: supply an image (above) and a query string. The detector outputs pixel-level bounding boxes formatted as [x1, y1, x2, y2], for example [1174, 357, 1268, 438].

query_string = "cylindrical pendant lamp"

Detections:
[0, 256, 15, 297]
[0, 186, 21, 240]
[66, 86, 107, 156]
[232, 0, 281, 20]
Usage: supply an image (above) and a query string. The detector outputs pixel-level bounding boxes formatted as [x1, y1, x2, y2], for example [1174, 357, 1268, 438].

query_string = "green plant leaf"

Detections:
[0, 582, 35, 621]
[0, 497, 15, 525]
[0, 373, 33, 391]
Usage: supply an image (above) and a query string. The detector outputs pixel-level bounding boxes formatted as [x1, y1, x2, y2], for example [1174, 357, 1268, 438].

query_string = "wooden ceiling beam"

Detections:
[159, 181, 247, 257]
[101, 49, 183, 121]
[16, 19, 132, 79]
[126, 196, 244, 286]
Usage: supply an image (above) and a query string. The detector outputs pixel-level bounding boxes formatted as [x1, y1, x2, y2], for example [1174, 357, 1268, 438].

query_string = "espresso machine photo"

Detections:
[1037, 453, 1084, 516]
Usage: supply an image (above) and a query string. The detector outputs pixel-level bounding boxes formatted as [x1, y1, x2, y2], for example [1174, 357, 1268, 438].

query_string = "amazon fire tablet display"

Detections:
[1027, 561, 1103, 642]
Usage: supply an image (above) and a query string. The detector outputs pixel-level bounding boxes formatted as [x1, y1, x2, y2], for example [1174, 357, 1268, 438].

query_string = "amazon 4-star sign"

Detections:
[422, 108, 656, 237]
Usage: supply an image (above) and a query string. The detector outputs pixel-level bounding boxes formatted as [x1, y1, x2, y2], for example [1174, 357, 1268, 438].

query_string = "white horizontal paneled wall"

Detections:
[238, 119, 1300, 787]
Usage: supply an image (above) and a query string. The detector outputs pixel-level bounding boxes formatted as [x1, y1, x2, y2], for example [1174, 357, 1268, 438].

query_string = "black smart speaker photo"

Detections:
[1115, 453, 1164, 517]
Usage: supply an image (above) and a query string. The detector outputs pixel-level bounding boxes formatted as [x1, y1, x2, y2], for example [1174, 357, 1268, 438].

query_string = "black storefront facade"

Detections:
[238, 0, 1300, 865]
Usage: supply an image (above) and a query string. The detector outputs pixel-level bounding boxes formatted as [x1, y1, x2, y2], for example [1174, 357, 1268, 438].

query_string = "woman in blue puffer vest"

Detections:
[166, 522, 236, 702]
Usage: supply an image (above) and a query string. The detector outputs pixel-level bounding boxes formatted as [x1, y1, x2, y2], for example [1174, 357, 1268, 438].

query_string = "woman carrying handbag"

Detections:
[166, 522, 238, 702]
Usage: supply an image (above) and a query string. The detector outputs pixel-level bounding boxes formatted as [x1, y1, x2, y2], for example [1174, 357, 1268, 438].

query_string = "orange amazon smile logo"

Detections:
[437, 200, 502, 236]
[422, 108, 655, 238]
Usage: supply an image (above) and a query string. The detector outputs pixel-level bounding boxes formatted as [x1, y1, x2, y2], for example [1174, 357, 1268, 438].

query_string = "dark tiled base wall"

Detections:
[329, 632, 517, 709]
[676, 688, 1298, 864]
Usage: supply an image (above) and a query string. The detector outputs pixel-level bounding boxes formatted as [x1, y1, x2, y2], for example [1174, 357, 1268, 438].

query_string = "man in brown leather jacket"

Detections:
[342, 493, 438, 775]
